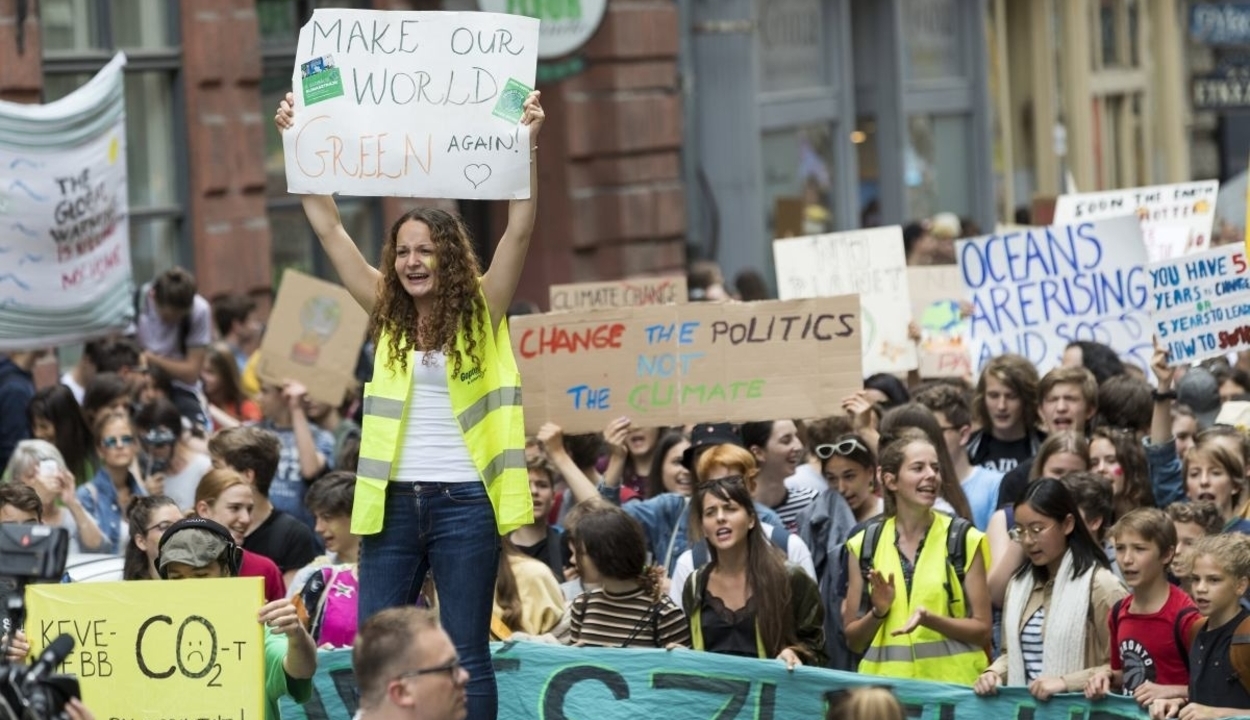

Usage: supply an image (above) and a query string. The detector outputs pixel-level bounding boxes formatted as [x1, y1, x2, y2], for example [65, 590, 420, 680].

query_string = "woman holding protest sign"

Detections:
[275, 86, 544, 720]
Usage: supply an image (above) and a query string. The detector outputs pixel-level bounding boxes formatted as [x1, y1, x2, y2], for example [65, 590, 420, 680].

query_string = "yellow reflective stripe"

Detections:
[456, 386, 522, 431]
[862, 639, 981, 663]
[482, 448, 526, 484]
[363, 396, 405, 420]
[357, 457, 392, 480]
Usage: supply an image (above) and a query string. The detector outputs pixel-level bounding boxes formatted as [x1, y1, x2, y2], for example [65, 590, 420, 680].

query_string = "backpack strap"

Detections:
[945, 516, 973, 585]
[691, 540, 709, 569]
[768, 524, 790, 554]
[1109, 597, 1126, 648]
[1232, 615, 1250, 697]
[1172, 605, 1198, 667]
[545, 527, 564, 576]
[857, 517, 887, 611]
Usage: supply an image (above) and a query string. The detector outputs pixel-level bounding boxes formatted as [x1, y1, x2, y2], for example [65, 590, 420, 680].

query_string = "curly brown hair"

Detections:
[373, 208, 486, 377]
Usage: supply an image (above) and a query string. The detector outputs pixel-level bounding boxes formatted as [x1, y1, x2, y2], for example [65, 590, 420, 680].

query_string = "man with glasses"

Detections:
[353, 607, 468, 720]
[156, 517, 315, 720]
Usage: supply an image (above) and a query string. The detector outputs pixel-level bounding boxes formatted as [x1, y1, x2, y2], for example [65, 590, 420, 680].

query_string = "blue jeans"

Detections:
[358, 481, 500, 720]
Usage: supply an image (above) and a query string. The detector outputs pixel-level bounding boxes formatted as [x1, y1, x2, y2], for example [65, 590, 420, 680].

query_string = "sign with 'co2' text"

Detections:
[1150, 243, 1250, 365]
[25, 578, 264, 720]
[282, 9, 538, 199]
[511, 298, 863, 434]
[957, 215, 1152, 376]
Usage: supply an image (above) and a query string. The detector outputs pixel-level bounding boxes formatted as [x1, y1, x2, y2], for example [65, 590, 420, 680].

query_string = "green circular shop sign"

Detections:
[478, 0, 608, 60]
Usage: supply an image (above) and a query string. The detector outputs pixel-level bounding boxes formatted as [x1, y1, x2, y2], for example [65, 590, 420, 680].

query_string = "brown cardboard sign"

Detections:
[548, 276, 688, 312]
[511, 296, 863, 433]
[257, 269, 369, 406]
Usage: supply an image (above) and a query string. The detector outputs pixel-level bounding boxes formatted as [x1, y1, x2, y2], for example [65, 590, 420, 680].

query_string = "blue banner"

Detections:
[281, 643, 1155, 720]
[1191, 3, 1250, 46]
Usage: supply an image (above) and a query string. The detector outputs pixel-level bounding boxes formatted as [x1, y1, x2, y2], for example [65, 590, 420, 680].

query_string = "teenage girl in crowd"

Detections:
[601, 420, 662, 498]
[567, 505, 688, 649]
[647, 431, 692, 498]
[193, 468, 286, 601]
[1150, 534, 1250, 720]
[123, 495, 183, 580]
[842, 431, 990, 684]
[202, 342, 260, 428]
[1089, 428, 1156, 522]
[278, 87, 544, 720]
[740, 420, 816, 532]
[293, 472, 362, 648]
[79, 410, 147, 554]
[683, 474, 825, 668]
[817, 434, 883, 525]
[1183, 436, 1250, 533]
[26, 384, 95, 484]
[986, 431, 1090, 606]
[878, 403, 973, 522]
[975, 479, 1127, 701]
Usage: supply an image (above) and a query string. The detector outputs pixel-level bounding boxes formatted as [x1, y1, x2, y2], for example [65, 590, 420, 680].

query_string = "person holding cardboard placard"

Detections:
[276, 89, 544, 720]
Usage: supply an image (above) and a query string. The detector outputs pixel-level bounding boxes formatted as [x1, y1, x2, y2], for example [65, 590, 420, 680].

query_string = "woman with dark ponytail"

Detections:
[683, 475, 826, 668]
[566, 505, 690, 648]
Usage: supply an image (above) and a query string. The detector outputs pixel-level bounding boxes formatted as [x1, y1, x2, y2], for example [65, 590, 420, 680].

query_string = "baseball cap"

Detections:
[682, 423, 743, 470]
[157, 518, 232, 573]
[1177, 367, 1221, 430]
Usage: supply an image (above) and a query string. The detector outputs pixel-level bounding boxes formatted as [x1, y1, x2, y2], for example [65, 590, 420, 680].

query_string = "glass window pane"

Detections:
[262, 70, 290, 196]
[761, 125, 837, 239]
[41, 0, 103, 51]
[1099, 0, 1117, 68]
[42, 72, 93, 103]
[854, 117, 883, 227]
[905, 114, 972, 220]
[269, 206, 317, 285]
[903, 0, 963, 81]
[131, 217, 182, 282]
[111, 0, 173, 49]
[125, 72, 177, 208]
[756, 0, 829, 92]
[258, 0, 299, 47]
[339, 200, 381, 274]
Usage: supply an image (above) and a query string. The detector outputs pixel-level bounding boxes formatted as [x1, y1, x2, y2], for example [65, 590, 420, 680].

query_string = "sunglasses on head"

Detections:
[814, 438, 868, 460]
[101, 435, 135, 449]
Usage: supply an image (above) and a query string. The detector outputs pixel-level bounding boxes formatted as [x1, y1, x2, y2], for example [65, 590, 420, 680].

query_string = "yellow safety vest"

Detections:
[846, 513, 988, 684]
[351, 296, 533, 536]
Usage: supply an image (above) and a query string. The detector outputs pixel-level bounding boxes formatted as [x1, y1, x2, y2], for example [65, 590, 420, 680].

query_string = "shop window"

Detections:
[756, 0, 829, 92]
[42, 0, 173, 50]
[761, 125, 837, 238]
[905, 114, 973, 220]
[903, 0, 963, 81]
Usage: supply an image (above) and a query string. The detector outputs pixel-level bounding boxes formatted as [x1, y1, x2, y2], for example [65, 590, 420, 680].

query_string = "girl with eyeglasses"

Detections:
[78, 411, 147, 554]
[123, 495, 184, 580]
[843, 431, 991, 684]
[975, 479, 1127, 701]
[816, 435, 883, 524]
[682, 474, 825, 668]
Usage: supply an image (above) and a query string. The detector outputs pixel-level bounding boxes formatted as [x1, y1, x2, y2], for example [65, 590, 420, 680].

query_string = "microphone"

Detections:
[21, 634, 74, 691]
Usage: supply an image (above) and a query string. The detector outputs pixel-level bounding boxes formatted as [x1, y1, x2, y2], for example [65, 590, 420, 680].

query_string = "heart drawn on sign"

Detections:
[464, 164, 492, 189]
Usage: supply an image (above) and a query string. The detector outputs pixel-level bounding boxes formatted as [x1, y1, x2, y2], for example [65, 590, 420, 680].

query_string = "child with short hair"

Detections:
[1085, 508, 1197, 708]
[1149, 534, 1250, 719]
[1165, 501, 1224, 595]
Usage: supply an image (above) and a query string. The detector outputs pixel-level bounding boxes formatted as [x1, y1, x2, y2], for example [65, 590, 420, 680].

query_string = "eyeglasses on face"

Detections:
[395, 657, 464, 682]
[814, 438, 868, 460]
[145, 520, 176, 535]
[1008, 523, 1055, 544]
[101, 435, 136, 449]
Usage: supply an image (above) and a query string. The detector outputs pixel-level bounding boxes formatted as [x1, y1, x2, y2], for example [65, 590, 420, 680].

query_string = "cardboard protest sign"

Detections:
[1217, 401, 1250, 431]
[957, 215, 1152, 375]
[0, 53, 132, 350]
[25, 578, 264, 720]
[511, 297, 863, 434]
[282, 9, 539, 199]
[1149, 243, 1250, 365]
[548, 276, 687, 312]
[257, 269, 369, 406]
[773, 227, 917, 375]
[1053, 180, 1219, 262]
[908, 266, 972, 377]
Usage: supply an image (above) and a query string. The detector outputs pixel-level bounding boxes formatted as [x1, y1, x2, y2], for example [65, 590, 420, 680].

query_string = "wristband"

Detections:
[1152, 389, 1177, 402]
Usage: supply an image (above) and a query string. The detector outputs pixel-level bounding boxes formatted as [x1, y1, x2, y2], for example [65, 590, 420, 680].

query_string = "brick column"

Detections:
[181, 0, 270, 296]
[510, 0, 687, 310]
[0, 0, 42, 103]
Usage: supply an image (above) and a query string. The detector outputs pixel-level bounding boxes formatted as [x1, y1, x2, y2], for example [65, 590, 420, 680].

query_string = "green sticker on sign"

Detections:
[492, 78, 532, 123]
[301, 55, 344, 106]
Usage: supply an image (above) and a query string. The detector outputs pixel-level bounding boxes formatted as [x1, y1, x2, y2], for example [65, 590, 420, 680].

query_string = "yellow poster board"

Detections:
[25, 578, 264, 720]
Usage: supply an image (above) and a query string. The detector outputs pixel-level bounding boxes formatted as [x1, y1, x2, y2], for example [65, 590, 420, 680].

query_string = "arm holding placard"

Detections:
[536, 423, 610, 511]
[1147, 341, 1185, 507]
[276, 93, 381, 314]
[481, 92, 544, 329]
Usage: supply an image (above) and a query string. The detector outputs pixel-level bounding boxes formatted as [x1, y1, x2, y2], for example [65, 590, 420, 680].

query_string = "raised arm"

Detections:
[276, 92, 381, 313]
[481, 91, 545, 327]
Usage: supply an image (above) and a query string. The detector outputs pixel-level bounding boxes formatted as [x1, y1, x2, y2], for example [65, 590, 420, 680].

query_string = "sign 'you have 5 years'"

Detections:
[510, 297, 864, 434]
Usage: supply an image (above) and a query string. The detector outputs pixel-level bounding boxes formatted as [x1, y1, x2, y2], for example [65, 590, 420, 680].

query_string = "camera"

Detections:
[0, 524, 80, 720]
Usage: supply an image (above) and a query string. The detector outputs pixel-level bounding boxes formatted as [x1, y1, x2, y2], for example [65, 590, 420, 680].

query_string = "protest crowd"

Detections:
[8, 8, 1250, 720]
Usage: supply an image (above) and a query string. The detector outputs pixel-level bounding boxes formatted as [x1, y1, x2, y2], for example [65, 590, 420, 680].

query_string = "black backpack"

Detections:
[857, 515, 974, 611]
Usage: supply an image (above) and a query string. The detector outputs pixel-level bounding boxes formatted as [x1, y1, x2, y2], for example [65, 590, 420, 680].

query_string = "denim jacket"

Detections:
[78, 467, 147, 554]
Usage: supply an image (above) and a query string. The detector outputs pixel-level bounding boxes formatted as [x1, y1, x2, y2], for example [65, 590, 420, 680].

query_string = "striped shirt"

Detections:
[772, 486, 819, 533]
[1021, 606, 1045, 681]
[570, 586, 690, 648]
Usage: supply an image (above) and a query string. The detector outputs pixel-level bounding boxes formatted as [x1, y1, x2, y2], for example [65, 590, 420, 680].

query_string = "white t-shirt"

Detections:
[393, 352, 479, 483]
[134, 285, 213, 392]
[60, 371, 85, 404]
[667, 522, 817, 607]
[160, 450, 213, 511]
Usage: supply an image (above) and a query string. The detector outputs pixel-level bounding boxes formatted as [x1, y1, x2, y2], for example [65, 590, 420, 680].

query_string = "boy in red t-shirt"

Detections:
[1086, 508, 1200, 708]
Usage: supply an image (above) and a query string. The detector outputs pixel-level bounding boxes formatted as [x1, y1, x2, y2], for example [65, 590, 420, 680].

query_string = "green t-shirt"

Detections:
[265, 628, 314, 720]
